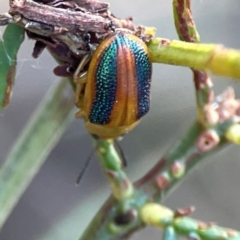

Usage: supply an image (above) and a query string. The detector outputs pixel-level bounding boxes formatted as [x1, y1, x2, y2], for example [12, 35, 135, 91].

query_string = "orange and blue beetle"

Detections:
[74, 31, 152, 139]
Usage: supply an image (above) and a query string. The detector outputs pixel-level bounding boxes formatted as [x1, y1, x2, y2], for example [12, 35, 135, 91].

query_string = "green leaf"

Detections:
[0, 79, 75, 228]
[0, 24, 25, 108]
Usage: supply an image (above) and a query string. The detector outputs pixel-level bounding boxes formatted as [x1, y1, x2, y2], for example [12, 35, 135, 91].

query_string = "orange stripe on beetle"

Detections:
[83, 32, 152, 139]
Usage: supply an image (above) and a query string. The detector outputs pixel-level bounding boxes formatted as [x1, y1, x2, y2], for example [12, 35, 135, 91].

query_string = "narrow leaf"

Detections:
[0, 79, 75, 228]
[0, 24, 25, 108]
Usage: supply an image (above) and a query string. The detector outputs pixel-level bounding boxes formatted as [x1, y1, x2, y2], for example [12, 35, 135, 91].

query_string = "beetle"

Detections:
[74, 32, 152, 139]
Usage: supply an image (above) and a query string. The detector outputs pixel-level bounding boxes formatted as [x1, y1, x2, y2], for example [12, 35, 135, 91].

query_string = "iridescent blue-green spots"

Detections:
[89, 33, 151, 124]
[125, 37, 151, 119]
[89, 39, 118, 124]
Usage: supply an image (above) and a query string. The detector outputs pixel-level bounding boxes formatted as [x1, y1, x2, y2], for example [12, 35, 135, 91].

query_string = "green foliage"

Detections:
[0, 24, 24, 108]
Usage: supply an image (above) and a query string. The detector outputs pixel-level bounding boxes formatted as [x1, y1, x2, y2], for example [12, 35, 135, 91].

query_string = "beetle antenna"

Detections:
[76, 140, 127, 185]
[75, 143, 98, 186]
[114, 140, 127, 167]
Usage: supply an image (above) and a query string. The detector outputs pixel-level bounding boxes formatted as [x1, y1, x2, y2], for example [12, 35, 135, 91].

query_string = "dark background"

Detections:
[1, 0, 240, 239]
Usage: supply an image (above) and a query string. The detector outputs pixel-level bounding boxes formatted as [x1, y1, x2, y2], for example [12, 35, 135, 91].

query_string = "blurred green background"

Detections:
[0, 0, 240, 239]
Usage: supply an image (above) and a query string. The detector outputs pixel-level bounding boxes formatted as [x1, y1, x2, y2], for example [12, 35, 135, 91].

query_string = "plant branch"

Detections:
[78, 117, 232, 240]
[147, 39, 240, 80]
[141, 203, 240, 240]
[172, 0, 214, 127]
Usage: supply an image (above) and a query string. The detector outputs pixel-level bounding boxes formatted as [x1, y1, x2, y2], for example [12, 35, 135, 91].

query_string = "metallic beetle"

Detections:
[76, 32, 152, 139]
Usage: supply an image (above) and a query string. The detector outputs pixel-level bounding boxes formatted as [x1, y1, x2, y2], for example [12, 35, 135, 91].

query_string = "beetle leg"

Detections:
[73, 53, 91, 108]
[74, 73, 86, 110]
[0, 13, 14, 26]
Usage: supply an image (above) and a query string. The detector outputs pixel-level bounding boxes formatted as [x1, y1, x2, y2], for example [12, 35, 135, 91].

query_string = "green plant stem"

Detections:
[95, 140, 134, 200]
[172, 0, 214, 125]
[163, 226, 178, 240]
[0, 79, 75, 228]
[79, 119, 231, 240]
[141, 203, 240, 240]
[136, 121, 231, 200]
[172, 0, 200, 42]
[147, 38, 240, 80]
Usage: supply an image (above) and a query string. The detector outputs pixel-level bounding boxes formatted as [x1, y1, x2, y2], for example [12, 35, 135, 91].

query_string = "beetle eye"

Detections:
[83, 33, 91, 44]
[67, 66, 75, 74]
